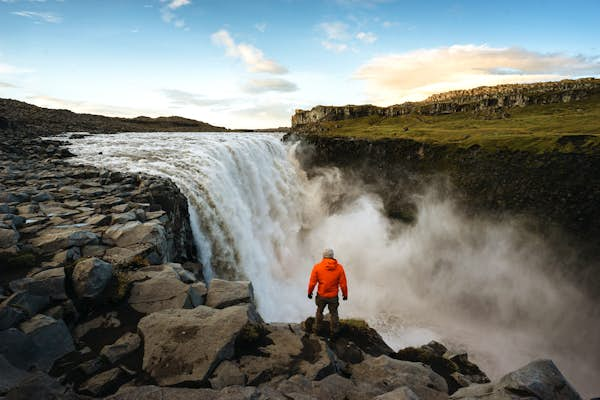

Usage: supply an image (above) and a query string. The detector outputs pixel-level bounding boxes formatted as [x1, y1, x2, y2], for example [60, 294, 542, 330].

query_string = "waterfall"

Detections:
[67, 131, 599, 396]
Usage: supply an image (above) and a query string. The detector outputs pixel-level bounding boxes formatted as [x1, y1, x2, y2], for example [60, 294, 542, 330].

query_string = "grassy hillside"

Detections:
[307, 94, 600, 154]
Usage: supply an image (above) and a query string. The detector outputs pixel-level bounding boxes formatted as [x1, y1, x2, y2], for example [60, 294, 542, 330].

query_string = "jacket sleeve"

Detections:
[308, 265, 318, 295]
[339, 264, 348, 298]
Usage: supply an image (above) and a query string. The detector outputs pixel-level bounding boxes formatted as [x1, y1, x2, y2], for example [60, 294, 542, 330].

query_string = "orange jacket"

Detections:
[308, 258, 348, 298]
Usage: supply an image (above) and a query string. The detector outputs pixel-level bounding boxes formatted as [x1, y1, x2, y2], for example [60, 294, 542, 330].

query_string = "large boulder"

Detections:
[103, 221, 167, 260]
[238, 323, 338, 385]
[30, 228, 98, 255]
[128, 271, 191, 314]
[19, 315, 75, 372]
[102, 243, 154, 268]
[1, 291, 50, 318]
[206, 279, 254, 309]
[138, 304, 262, 386]
[72, 257, 113, 299]
[451, 359, 582, 400]
[9, 267, 67, 301]
[350, 355, 448, 400]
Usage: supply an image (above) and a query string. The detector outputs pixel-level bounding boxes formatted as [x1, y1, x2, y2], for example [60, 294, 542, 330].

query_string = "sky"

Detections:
[1, 0, 599, 129]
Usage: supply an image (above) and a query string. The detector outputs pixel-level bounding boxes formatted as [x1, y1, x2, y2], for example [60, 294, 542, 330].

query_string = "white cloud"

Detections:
[356, 31, 377, 44]
[321, 41, 348, 53]
[319, 21, 350, 41]
[354, 44, 600, 105]
[11, 11, 62, 23]
[211, 29, 287, 74]
[161, 89, 229, 108]
[166, 0, 190, 9]
[243, 78, 298, 93]
[159, 0, 189, 28]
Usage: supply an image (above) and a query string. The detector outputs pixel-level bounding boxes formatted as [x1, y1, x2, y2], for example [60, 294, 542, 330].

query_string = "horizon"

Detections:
[2, 0, 600, 129]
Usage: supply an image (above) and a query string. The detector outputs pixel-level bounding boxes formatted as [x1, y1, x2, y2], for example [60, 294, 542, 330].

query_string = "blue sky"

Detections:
[1, 0, 599, 128]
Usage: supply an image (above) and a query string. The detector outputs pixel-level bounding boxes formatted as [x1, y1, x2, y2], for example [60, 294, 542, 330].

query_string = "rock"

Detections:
[82, 244, 108, 257]
[0, 329, 39, 370]
[4, 371, 79, 400]
[86, 214, 111, 227]
[102, 243, 153, 268]
[171, 263, 197, 283]
[0, 355, 30, 395]
[111, 212, 137, 225]
[104, 385, 257, 400]
[447, 353, 490, 385]
[72, 257, 113, 299]
[19, 315, 75, 372]
[451, 359, 582, 400]
[51, 247, 81, 266]
[30, 228, 98, 255]
[350, 355, 448, 400]
[188, 282, 207, 307]
[78, 367, 132, 397]
[2, 291, 50, 317]
[210, 361, 246, 389]
[311, 374, 357, 400]
[238, 323, 338, 385]
[128, 271, 191, 314]
[9, 267, 67, 301]
[206, 279, 254, 309]
[31, 192, 53, 203]
[0, 228, 19, 249]
[102, 221, 167, 260]
[74, 311, 121, 339]
[100, 332, 141, 364]
[374, 386, 421, 400]
[0, 304, 26, 330]
[138, 304, 262, 386]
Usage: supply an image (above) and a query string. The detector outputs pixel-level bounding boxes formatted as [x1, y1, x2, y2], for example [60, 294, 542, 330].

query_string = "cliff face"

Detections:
[291, 78, 600, 127]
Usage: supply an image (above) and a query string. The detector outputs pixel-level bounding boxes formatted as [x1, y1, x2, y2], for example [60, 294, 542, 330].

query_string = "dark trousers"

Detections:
[315, 295, 339, 334]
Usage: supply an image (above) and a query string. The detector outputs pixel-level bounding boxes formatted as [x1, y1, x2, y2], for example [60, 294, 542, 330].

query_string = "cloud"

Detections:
[321, 41, 348, 53]
[319, 21, 350, 41]
[243, 78, 298, 93]
[354, 44, 600, 105]
[11, 11, 62, 23]
[161, 89, 229, 108]
[165, 0, 190, 9]
[255, 23, 267, 33]
[211, 29, 287, 74]
[356, 31, 377, 44]
[0, 81, 18, 88]
[159, 0, 190, 28]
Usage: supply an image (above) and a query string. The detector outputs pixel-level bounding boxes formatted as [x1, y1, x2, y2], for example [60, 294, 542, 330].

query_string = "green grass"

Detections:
[312, 95, 600, 154]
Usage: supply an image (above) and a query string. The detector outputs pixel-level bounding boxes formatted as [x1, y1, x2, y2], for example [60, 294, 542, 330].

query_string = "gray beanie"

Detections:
[322, 248, 334, 259]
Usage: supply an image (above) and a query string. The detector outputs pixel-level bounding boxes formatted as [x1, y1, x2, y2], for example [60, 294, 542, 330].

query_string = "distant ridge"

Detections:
[0, 98, 228, 136]
[292, 78, 600, 127]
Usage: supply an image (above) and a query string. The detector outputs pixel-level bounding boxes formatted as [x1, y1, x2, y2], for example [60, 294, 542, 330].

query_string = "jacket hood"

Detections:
[322, 258, 338, 271]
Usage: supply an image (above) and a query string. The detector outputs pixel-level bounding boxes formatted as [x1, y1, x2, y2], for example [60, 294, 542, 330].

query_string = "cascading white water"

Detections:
[67, 132, 599, 397]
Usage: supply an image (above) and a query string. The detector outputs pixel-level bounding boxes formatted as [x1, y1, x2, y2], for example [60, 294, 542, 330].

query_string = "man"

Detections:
[308, 248, 348, 335]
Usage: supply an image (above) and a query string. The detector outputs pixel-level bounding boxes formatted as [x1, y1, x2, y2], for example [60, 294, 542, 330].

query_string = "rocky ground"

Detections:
[0, 130, 585, 399]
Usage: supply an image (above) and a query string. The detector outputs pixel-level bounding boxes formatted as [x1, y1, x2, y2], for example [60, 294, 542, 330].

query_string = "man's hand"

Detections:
[343, 296, 348, 301]
[308, 293, 313, 299]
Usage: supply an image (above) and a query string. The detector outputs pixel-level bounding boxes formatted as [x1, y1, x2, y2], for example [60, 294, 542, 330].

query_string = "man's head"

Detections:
[322, 248, 334, 259]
